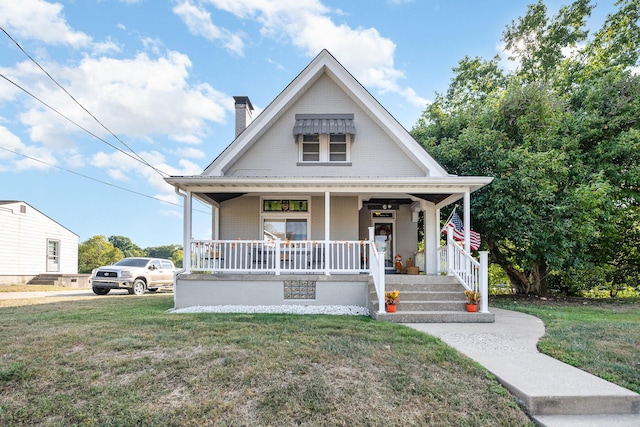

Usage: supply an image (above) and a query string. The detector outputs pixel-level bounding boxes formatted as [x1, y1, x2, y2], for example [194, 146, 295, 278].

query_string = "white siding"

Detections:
[0, 202, 78, 276]
[219, 196, 260, 240]
[224, 74, 426, 178]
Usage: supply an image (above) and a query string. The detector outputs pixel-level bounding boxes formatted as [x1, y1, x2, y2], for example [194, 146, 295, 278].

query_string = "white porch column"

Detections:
[183, 190, 193, 273]
[479, 251, 489, 313]
[324, 191, 330, 240]
[212, 203, 220, 240]
[324, 191, 330, 275]
[464, 190, 471, 253]
[423, 202, 438, 275]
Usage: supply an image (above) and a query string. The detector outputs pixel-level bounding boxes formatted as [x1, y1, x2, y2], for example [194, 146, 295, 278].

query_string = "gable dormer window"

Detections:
[294, 114, 355, 164]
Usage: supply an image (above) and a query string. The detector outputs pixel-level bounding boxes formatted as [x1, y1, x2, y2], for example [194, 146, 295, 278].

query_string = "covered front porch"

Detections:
[168, 177, 493, 321]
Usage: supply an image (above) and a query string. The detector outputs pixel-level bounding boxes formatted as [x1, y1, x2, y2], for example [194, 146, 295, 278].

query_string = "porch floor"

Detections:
[371, 274, 495, 323]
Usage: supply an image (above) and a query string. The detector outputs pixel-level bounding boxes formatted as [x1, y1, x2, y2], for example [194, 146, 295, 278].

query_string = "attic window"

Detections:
[294, 114, 354, 164]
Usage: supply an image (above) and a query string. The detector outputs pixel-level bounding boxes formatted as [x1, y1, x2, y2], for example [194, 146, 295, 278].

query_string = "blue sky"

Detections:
[0, 0, 618, 248]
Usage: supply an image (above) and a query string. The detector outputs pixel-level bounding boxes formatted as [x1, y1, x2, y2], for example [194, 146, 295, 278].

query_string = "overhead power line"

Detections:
[0, 146, 210, 215]
[0, 25, 168, 177]
[0, 73, 171, 173]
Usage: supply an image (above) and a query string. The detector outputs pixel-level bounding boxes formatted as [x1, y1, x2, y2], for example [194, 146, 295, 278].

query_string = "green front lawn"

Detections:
[0, 295, 532, 426]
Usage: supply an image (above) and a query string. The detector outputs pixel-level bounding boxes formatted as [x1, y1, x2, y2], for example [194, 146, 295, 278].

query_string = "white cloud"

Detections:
[91, 37, 122, 56]
[173, 1, 245, 55]
[0, 0, 91, 47]
[0, 122, 76, 172]
[91, 149, 202, 200]
[172, 146, 206, 159]
[10, 50, 229, 148]
[191, 0, 427, 107]
[0, 125, 24, 160]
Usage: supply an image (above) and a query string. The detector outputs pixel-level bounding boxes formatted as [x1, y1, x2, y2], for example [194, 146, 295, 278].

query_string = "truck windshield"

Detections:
[114, 258, 149, 267]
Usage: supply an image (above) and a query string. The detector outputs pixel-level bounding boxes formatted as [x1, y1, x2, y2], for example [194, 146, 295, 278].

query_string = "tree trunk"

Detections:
[488, 240, 550, 295]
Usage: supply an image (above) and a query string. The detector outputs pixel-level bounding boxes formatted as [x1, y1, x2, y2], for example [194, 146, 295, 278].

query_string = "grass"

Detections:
[491, 295, 640, 394]
[0, 295, 532, 426]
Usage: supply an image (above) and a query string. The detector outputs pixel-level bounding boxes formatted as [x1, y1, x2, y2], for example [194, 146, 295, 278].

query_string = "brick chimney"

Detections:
[233, 96, 253, 138]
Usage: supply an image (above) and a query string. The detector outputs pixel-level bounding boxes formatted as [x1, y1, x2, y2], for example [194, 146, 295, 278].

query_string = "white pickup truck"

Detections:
[90, 257, 177, 295]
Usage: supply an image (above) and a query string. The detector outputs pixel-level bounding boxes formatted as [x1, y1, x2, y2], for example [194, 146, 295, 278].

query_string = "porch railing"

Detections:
[190, 239, 371, 275]
[438, 230, 489, 313]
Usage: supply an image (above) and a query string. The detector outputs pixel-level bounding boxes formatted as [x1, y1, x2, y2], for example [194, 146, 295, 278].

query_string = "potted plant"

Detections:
[385, 289, 400, 313]
[464, 289, 480, 312]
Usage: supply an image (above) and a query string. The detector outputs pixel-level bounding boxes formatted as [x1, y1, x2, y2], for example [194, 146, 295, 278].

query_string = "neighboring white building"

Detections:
[0, 201, 79, 285]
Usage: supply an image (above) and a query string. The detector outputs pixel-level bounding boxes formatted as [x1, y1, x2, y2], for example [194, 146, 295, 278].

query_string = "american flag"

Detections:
[443, 209, 481, 251]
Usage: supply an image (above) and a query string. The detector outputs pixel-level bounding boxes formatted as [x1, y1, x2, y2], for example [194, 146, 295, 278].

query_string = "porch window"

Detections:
[263, 218, 308, 241]
[262, 197, 310, 241]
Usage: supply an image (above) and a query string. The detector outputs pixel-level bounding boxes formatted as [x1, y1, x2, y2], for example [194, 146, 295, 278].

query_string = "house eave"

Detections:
[165, 176, 493, 195]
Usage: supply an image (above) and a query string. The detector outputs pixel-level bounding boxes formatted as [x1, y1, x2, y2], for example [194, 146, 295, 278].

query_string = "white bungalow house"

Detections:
[0, 201, 83, 286]
[166, 50, 494, 322]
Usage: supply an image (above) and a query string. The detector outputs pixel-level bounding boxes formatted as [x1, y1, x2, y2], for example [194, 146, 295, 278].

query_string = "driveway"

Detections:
[0, 289, 129, 299]
[0, 288, 142, 307]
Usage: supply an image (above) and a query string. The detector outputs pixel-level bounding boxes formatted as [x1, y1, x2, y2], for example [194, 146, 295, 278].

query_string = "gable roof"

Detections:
[0, 200, 79, 237]
[203, 49, 449, 177]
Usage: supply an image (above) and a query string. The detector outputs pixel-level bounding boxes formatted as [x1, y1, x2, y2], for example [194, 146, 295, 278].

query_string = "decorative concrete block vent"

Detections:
[284, 280, 316, 299]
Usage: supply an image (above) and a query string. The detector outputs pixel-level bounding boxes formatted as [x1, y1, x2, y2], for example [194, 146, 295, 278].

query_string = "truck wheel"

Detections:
[132, 279, 146, 296]
[93, 287, 110, 295]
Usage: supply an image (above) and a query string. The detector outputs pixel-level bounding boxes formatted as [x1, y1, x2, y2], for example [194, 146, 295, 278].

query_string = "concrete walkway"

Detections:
[405, 308, 640, 427]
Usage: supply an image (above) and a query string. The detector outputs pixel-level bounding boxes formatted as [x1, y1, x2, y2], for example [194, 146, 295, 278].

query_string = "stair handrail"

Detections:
[445, 228, 489, 313]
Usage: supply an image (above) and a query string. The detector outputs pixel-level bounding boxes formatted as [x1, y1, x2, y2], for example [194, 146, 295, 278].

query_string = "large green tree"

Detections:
[146, 244, 182, 267]
[78, 236, 123, 274]
[108, 235, 145, 258]
[412, 0, 640, 294]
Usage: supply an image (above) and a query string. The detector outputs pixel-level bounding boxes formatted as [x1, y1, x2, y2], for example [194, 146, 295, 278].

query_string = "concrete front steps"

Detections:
[27, 274, 90, 288]
[370, 274, 495, 323]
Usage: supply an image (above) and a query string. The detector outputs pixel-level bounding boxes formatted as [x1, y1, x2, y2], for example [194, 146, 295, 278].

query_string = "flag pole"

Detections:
[440, 206, 457, 234]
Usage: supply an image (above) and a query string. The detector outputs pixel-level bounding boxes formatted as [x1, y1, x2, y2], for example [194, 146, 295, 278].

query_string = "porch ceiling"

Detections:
[166, 176, 493, 207]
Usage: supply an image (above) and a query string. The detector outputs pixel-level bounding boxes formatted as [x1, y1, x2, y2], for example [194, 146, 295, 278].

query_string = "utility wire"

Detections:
[0, 25, 168, 177]
[0, 73, 173, 171]
[0, 146, 210, 215]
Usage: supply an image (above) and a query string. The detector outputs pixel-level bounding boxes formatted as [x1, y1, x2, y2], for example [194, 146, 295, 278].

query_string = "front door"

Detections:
[47, 239, 60, 272]
[373, 221, 394, 270]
